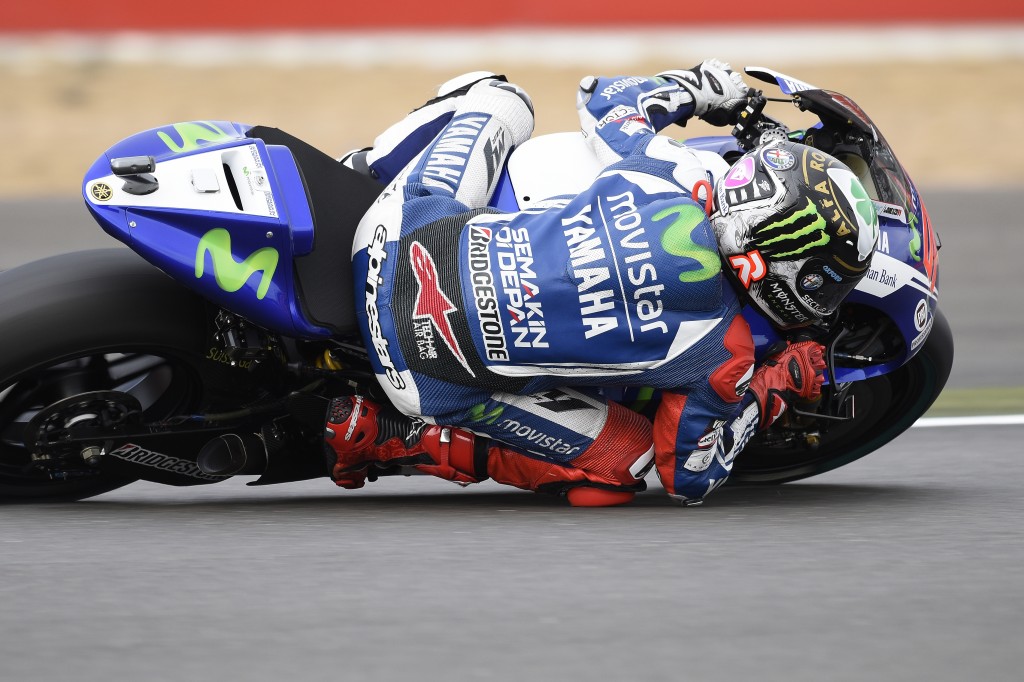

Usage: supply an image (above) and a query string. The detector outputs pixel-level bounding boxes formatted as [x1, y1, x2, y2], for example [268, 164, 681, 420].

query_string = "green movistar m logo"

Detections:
[755, 199, 829, 258]
[158, 121, 234, 154]
[466, 403, 504, 425]
[654, 202, 719, 283]
[195, 228, 279, 300]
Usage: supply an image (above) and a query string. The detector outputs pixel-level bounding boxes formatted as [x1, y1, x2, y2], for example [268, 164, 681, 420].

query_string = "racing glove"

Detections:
[747, 341, 827, 430]
[658, 59, 751, 126]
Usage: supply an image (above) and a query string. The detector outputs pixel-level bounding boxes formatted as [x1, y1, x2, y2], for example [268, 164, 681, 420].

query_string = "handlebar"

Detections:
[730, 90, 792, 151]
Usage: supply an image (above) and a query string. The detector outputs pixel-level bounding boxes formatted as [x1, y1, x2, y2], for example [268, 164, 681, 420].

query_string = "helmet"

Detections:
[712, 140, 879, 330]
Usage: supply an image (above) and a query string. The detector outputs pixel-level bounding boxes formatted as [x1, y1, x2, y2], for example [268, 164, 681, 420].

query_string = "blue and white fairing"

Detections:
[82, 120, 330, 338]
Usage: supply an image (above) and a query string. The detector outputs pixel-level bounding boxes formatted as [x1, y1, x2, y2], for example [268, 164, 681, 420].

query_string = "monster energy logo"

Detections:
[158, 121, 234, 154]
[195, 228, 279, 300]
[755, 199, 829, 258]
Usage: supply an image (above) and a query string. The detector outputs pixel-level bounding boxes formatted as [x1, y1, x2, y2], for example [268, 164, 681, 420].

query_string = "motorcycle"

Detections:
[0, 66, 952, 502]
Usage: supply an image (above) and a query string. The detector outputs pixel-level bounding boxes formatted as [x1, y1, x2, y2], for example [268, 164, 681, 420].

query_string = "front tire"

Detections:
[0, 250, 212, 502]
[731, 307, 954, 484]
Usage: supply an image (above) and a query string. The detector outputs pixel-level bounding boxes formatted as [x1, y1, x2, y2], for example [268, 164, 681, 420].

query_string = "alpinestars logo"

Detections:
[754, 199, 829, 259]
[410, 241, 475, 377]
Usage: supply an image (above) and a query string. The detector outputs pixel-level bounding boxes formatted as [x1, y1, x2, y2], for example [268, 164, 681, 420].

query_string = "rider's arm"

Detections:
[577, 59, 749, 166]
[652, 316, 757, 503]
[655, 336, 827, 504]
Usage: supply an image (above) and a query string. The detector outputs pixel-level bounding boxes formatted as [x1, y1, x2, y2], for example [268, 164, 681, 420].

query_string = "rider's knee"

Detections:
[571, 401, 655, 487]
[455, 80, 535, 147]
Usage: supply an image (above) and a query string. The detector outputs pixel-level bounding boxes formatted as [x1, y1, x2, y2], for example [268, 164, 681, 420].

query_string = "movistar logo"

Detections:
[654, 202, 720, 283]
[195, 228, 279, 300]
[466, 403, 504, 425]
[158, 121, 234, 154]
[908, 214, 923, 262]
[755, 199, 829, 258]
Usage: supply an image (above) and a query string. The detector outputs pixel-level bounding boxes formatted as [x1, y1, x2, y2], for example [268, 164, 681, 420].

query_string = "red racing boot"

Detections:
[324, 396, 486, 488]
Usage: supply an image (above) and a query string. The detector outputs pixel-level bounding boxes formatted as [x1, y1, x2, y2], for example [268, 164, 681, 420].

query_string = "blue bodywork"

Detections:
[84, 121, 330, 338]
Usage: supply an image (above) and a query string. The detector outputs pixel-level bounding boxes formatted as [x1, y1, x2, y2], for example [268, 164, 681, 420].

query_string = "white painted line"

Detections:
[913, 415, 1024, 428]
[2, 25, 1024, 67]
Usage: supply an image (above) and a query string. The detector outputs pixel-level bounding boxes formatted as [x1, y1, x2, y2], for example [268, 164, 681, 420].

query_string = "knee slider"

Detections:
[572, 402, 655, 486]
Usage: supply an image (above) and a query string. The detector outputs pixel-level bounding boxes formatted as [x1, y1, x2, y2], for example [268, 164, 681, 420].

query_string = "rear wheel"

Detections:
[731, 308, 954, 484]
[0, 250, 212, 502]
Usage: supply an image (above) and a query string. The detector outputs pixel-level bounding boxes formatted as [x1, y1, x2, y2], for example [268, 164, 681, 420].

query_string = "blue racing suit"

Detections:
[351, 74, 764, 502]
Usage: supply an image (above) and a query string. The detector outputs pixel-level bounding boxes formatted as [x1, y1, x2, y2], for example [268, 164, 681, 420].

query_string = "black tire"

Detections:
[730, 307, 954, 484]
[0, 249, 212, 502]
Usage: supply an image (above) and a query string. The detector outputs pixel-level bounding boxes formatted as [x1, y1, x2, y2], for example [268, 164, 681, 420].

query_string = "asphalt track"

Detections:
[1, 192, 1022, 681]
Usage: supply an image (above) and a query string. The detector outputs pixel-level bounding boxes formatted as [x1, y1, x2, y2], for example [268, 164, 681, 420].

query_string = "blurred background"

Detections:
[2, 1, 1023, 407]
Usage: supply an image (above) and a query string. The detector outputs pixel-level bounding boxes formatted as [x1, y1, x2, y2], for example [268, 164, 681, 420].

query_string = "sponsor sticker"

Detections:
[496, 418, 581, 456]
[600, 77, 648, 100]
[697, 430, 719, 450]
[914, 298, 929, 332]
[596, 105, 639, 129]
[109, 443, 226, 482]
[90, 182, 112, 202]
[873, 201, 908, 224]
[619, 117, 649, 136]
[723, 157, 756, 189]
[911, 299, 934, 351]
[683, 449, 715, 473]
[495, 225, 548, 349]
[761, 147, 796, 171]
[410, 241, 475, 376]
[801, 273, 823, 291]
[365, 224, 405, 390]
[822, 265, 844, 282]
[194, 228, 279, 300]
[467, 225, 509, 362]
[728, 250, 767, 289]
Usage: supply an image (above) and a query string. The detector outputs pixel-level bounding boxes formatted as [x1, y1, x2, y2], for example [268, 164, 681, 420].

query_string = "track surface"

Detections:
[1, 192, 1022, 680]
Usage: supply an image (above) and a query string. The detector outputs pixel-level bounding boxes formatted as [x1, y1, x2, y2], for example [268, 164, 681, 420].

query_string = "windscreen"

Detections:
[798, 89, 918, 216]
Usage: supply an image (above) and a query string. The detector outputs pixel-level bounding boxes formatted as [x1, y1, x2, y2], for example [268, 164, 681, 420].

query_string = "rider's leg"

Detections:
[465, 390, 653, 506]
[392, 77, 533, 209]
[341, 71, 505, 182]
[325, 390, 654, 506]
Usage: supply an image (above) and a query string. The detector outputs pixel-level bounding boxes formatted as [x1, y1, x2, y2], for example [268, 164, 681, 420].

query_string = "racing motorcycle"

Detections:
[0, 66, 952, 502]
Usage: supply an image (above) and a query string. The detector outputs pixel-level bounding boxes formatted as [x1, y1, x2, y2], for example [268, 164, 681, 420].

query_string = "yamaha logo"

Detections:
[90, 183, 113, 201]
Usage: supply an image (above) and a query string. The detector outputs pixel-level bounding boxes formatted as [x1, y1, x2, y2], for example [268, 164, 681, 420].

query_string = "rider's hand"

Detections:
[747, 341, 827, 430]
[659, 59, 751, 126]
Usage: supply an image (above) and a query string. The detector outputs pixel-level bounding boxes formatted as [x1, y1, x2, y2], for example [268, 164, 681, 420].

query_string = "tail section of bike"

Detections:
[83, 121, 381, 340]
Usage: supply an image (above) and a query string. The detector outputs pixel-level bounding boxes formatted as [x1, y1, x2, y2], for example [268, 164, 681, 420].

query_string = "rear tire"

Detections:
[731, 307, 954, 484]
[0, 250, 211, 502]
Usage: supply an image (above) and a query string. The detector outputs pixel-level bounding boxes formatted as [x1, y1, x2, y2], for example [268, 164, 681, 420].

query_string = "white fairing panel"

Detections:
[505, 133, 604, 208]
[505, 132, 728, 209]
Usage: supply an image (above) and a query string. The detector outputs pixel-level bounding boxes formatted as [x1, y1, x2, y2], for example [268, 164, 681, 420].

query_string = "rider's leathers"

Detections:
[352, 75, 765, 502]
